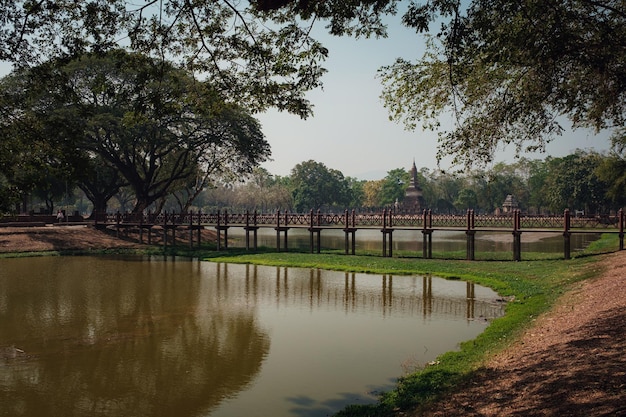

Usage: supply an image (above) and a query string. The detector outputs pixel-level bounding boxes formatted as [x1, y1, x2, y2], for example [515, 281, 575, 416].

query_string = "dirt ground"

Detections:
[413, 249, 626, 417]
[0, 224, 217, 253]
[1, 226, 624, 416]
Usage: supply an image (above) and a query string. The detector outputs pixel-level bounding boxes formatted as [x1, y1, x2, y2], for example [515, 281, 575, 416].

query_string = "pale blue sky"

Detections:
[0, 13, 612, 180]
[257, 17, 612, 179]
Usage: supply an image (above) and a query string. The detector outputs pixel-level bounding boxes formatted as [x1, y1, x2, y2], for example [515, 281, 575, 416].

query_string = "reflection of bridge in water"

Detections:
[211, 264, 506, 321]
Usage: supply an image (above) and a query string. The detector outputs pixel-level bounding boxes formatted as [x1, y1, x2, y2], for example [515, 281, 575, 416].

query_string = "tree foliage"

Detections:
[595, 136, 626, 208]
[0, 50, 270, 213]
[290, 160, 351, 211]
[379, 0, 626, 166]
[3, 1, 623, 167]
[543, 151, 607, 213]
[378, 168, 409, 206]
[0, 0, 399, 118]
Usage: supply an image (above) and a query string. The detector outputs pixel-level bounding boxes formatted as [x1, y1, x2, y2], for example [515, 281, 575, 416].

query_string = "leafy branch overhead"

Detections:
[379, 0, 626, 166]
[0, 0, 394, 118]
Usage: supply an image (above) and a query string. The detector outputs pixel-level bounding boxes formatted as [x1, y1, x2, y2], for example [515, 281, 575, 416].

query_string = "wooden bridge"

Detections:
[97, 208, 625, 260]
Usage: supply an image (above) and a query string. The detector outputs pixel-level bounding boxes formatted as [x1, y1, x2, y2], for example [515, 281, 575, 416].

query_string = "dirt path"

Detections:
[414, 250, 626, 417]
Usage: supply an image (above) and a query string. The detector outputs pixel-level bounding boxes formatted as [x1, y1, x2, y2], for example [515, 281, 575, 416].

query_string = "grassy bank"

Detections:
[204, 234, 617, 416]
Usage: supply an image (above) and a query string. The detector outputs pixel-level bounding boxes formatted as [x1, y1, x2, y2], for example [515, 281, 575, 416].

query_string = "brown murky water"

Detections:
[0, 256, 504, 417]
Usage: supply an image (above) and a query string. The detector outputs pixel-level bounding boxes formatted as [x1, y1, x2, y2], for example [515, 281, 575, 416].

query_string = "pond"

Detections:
[0, 256, 505, 417]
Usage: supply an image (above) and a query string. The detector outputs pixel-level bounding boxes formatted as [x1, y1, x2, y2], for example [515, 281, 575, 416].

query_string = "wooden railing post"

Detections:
[116, 211, 121, 238]
[216, 210, 221, 251]
[466, 209, 475, 260]
[197, 209, 202, 247]
[309, 209, 315, 253]
[188, 210, 191, 249]
[619, 208, 624, 251]
[223, 209, 229, 250]
[244, 210, 250, 250]
[147, 210, 152, 245]
[513, 209, 522, 261]
[422, 209, 433, 259]
[564, 209, 571, 259]
[344, 209, 349, 255]
[382, 208, 388, 257]
[253, 210, 258, 251]
[284, 210, 289, 251]
[275, 210, 281, 252]
[163, 211, 168, 247]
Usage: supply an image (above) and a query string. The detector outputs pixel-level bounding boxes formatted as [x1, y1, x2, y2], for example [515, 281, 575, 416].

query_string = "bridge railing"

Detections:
[96, 207, 624, 258]
[101, 209, 624, 232]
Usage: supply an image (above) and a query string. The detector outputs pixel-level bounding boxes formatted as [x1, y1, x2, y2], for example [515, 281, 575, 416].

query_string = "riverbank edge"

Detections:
[205, 235, 617, 417]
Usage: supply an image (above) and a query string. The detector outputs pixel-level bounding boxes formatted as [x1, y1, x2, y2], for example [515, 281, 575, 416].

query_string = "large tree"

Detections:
[378, 168, 409, 207]
[544, 151, 608, 214]
[379, 0, 626, 166]
[0, 72, 81, 213]
[290, 160, 350, 211]
[1, 50, 271, 213]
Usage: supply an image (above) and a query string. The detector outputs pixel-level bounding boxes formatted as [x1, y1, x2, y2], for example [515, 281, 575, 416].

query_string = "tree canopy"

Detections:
[378, 0, 626, 166]
[290, 160, 351, 211]
[0, 0, 398, 118]
[2, 1, 625, 167]
[0, 50, 270, 213]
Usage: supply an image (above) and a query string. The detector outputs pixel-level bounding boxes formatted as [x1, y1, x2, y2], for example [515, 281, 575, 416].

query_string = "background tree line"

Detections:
[203, 148, 625, 215]
[4, 145, 623, 217]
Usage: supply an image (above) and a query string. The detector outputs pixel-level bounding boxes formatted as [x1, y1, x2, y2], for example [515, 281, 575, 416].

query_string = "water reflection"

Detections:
[226, 228, 599, 254]
[0, 257, 505, 417]
[0, 257, 270, 417]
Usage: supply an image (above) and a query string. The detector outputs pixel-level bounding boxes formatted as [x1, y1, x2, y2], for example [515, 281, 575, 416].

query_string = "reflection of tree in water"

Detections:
[0, 257, 270, 417]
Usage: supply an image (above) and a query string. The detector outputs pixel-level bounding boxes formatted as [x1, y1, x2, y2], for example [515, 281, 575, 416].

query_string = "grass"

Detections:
[203, 234, 619, 416]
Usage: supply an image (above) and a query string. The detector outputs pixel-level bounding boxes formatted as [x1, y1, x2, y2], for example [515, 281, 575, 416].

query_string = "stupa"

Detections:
[404, 160, 425, 213]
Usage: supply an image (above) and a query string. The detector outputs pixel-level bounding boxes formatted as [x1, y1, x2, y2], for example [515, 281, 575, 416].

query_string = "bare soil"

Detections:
[0, 224, 217, 253]
[413, 250, 626, 417]
[1, 226, 624, 416]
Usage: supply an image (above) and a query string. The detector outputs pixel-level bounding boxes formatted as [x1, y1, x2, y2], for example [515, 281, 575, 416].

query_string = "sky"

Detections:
[256, 18, 612, 180]
[0, 11, 613, 181]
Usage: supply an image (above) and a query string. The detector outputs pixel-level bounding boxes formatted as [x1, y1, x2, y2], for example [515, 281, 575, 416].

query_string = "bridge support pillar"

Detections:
[309, 228, 321, 253]
[513, 231, 522, 261]
[344, 228, 356, 255]
[466, 230, 475, 260]
[465, 210, 475, 260]
[275, 227, 289, 252]
[382, 230, 394, 257]
[245, 227, 259, 251]
[563, 209, 571, 260]
[422, 230, 433, 259]
[619, 208, 624, 251]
